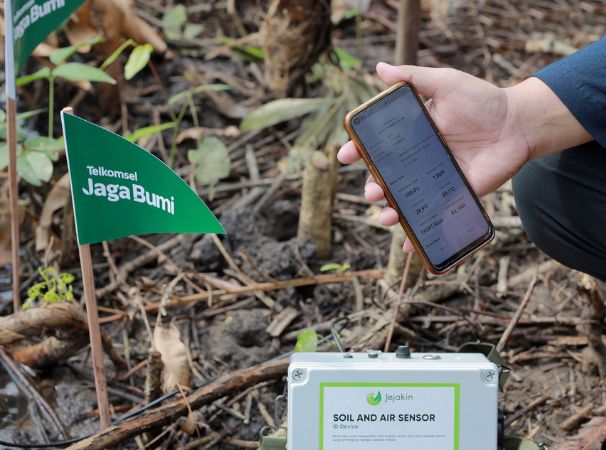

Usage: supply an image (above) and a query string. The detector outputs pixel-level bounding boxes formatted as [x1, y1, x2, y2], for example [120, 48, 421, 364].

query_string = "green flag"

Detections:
[61, 113, 224, 245]
[4, 0, 86, 98]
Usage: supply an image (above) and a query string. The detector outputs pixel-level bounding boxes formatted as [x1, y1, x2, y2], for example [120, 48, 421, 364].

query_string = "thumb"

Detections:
[376, 62, 445, 98]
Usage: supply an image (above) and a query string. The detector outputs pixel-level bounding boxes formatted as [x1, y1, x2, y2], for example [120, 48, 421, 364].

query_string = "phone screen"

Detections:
[350, 84, 491, 269]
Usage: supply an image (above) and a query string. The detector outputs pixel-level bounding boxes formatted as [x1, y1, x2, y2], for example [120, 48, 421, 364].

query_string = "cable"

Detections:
[0, 324, 350, 448]
[0, 389, 185, 448]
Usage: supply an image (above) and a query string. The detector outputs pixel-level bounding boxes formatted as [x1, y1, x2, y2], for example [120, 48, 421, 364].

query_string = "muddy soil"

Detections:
[0, 0, 604, 448]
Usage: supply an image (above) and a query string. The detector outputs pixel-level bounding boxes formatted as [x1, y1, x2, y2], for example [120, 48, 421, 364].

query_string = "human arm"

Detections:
[338, 39, 605, 249]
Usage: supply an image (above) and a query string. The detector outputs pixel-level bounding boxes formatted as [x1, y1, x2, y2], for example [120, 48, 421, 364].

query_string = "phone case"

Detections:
[344, 81, 495, 275]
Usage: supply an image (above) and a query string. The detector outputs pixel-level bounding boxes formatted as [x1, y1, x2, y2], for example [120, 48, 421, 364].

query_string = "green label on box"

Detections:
[320, 382, 460, 450]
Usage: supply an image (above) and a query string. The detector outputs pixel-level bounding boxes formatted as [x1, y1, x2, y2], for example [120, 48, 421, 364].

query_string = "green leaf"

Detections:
[49, 35, 105, 65]
[50, 47, 78, 66]
[320, 262, 351, 273]
[43, 289, 56, 302]
[168, 83, 230, 105]
[22, 298, 36, 310]
[344, 8, 362, 20]
[17, 151, 53, 186]
[27, 283, 45, 299]
[243, 46, 265, 60]
[17, 109, 46, 121]
[0, 110, 45, 141]
[334, 47, 361, 71]
[125, 44, 153, 80]
[101, 39, 135, 70]
[53, 63, 116, 84]
[295, 329, 319, 353]
[183, 23, 204, 40]
[60, 273, 75, 284]
[17, 67, 51, 87]
[218, 37, 265, 60]
[24, 136, 64, 159]
[163, 4, 187, 39]
[125, 122, 176, 143]
[187, 137, 230, 186]
[240, 98, 331, 133]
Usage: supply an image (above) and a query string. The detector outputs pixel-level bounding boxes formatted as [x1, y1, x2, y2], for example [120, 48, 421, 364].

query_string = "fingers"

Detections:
[379, 207, 399, 226]
[337, 141, 361, 164]
[403, 238, 415, 253]
[376, 62, 446, 98]
[364, 175, 384, 202]
[364, 183, 384, 202]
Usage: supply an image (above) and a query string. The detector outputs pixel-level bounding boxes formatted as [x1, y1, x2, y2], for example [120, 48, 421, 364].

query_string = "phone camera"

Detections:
[353, 117, 361, 125]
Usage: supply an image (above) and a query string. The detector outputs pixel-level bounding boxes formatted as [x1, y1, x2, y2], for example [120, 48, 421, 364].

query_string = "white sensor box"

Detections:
[288, 351, 498, 450]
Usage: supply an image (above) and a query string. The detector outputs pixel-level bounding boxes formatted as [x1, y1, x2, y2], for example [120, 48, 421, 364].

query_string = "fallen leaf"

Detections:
[65, 2, 98, 52]
[35, 174, 70, 252]
[180, 411, 199, 435]
[152, 323, 191, 392]
[177, 126, 240, 143]
[187, 137, 231, 187]
[97, 0, 168, 54]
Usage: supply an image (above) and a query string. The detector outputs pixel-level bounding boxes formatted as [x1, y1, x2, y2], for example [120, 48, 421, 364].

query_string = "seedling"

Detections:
[17, 35, 116, 138]
[100, 39, 154, 81]
[162, 5, 204, 41]
[241, 50, 373, 170]
[0, 109, 63, 185]
[187, 137, 230, 198]
[218, 37, 265, 61]
[168, 83, 230, 129]
[320, 262, 351, 273]
[294, 329, 319, 353]
[23, 267, 75, 310]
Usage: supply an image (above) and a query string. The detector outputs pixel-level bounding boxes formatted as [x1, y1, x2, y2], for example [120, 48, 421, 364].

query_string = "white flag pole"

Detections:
[62, 107, 111, 429]
[4, 0, 21, 311]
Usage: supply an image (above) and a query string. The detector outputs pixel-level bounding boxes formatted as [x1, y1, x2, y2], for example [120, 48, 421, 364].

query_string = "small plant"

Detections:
[187, 136, 230, 198]
[17, 35, 116, 138]
[241, 50, 375, 170]
[0, 109, 64, 185]
[168, 83, 230, 129]
[100, 39, 154, 81]
[23, 267, 75, 310]
[162, 5, 204, 41]
[218, 37, 265, 61]
[294, 329, 319, 353]
[320, 262, 351, 273]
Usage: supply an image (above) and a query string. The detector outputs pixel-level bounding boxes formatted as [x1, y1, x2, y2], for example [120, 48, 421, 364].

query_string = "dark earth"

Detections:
[0, 0, 605, 448]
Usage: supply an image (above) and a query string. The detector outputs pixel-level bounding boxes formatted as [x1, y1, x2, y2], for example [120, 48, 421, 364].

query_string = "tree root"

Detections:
[66, 358, 289, 450]
[0, 301, 125, 369]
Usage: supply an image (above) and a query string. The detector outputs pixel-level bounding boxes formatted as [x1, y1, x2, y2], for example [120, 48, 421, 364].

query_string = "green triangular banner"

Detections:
[7, 0, 86, 73]
[61, 113, 224, 245]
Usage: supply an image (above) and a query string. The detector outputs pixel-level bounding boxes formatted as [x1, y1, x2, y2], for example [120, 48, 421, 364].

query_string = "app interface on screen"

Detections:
[352, 86, 489, 266]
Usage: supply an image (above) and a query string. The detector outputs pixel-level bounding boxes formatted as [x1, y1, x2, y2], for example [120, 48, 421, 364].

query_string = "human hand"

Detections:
[338, 62, 533, 251]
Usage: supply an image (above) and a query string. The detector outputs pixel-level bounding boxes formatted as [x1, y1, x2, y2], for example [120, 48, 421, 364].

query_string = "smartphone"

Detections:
[344, 82, 494, 275]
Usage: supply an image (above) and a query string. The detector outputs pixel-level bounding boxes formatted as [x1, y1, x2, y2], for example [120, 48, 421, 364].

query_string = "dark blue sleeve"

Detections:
[534, 37, 606, 148]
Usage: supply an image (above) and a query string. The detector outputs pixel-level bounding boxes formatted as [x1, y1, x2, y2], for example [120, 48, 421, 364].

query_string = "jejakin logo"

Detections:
[366, 391, 382, 406]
